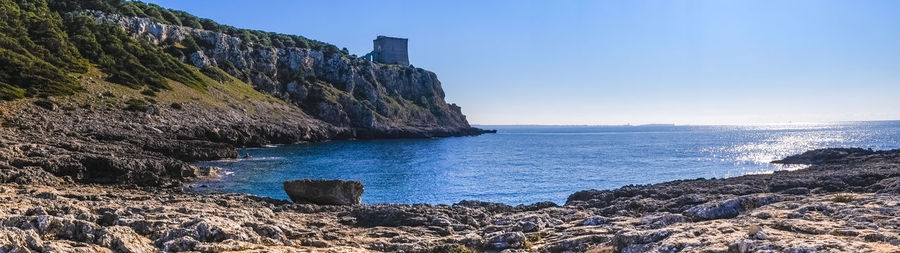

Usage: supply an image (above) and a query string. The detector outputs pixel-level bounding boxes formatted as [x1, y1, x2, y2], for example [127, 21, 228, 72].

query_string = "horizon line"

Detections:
[471, 119, 900, 127]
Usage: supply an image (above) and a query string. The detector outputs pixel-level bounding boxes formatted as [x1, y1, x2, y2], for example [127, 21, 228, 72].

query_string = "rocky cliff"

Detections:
[92, 11, 479, 138]
[0, 0, 482, 187]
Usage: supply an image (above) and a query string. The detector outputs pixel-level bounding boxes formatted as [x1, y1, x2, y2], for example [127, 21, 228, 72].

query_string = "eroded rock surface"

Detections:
[0, 149, 898, 252]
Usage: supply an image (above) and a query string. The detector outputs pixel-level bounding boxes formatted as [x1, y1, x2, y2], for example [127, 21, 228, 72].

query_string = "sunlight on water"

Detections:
[701, 123, 875, 175]
[732, 131, 846, 163]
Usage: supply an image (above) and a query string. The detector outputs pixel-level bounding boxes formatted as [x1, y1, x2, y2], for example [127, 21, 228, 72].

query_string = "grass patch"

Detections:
[831, 194, 856, 203]
[429, 245, 472, 253]
[308, 80, 344, 103]
[140, 89, 157, 96]
[526, 233, 542, 243]
[586, 246, 616, 253]
[150, 66, 280, 109]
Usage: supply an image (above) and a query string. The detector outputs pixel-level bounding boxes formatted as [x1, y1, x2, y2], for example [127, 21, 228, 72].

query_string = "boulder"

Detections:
[612, 230, 672, 251]
[580, 216, 612, 226]
[97, 226, 155, 253]
[283, 179, 364, 205]
[0, 227, 43, 252]
[485, 232, 527, 250]
[683, 194, 781, 221]
[640, 213, 687, 229]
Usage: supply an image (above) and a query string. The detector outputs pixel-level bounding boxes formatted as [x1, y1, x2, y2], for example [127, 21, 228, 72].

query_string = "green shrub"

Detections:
[63, 13, 206, 90]
[586, 246, 616, 253]
[50, 0, 346, 53]
[0, 0, 347, 102]
[0, 82, 25, 101]
[33, 99, 57, 110]
[124, 98, 150, 112]
[140, 89, 157, 96]
[199, 67, 232, 83]
[831, 194, 856, 203]
[429, 245, 473, 253]
[169, 102, 183, 110]
[0, 0, 87, 98]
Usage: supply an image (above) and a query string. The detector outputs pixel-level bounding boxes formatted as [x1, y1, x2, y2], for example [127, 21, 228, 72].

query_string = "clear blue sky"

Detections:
[145, 0, 900, 125]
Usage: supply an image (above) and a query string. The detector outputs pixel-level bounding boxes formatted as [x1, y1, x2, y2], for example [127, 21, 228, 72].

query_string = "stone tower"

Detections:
[372, 36, 409, 66]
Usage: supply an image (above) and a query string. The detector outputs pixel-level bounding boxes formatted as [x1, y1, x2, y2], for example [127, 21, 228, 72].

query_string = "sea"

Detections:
[193, 121, 900, 205]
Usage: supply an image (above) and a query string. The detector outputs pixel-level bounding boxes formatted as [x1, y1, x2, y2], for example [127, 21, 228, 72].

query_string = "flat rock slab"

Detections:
[283, 179, 364, 205]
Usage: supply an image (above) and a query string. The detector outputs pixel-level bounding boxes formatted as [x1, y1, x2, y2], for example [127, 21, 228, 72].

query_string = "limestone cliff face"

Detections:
[92, 12, 478, 138]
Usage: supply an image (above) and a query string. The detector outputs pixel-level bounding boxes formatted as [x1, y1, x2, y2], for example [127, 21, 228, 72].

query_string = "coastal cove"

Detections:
[1, 0, 899, 251]
[193, 121, 900, 205]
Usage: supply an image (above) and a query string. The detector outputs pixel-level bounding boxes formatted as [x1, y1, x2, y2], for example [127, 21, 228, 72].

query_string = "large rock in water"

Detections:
[283, 179, 364, 205]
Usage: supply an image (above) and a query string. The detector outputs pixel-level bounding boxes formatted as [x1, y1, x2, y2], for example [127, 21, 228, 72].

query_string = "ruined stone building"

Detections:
[364, 36, 409, 66]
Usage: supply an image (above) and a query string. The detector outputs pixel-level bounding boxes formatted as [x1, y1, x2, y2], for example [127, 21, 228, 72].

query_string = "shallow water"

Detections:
[194, 121, 900, 205]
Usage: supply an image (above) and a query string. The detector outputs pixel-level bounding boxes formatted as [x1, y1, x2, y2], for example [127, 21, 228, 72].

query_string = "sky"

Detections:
[144, 0, 900, 125]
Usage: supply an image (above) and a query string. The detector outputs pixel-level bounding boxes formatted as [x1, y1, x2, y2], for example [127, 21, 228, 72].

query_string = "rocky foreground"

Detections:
[1, 148, 898, 252]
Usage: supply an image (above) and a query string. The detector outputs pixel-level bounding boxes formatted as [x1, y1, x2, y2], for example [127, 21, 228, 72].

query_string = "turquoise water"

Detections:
[194, 121, 900, 205]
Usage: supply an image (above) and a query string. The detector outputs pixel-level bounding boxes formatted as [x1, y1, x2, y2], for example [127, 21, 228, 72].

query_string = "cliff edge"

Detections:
[0, 0, 482, 187]
[93, 11, 479, 138]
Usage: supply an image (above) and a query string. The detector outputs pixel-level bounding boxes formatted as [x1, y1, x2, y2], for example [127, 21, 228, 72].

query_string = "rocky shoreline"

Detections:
[0, 66, 482, 187]
[1, 78, 897, 252]
[2, 144, 899, 252]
